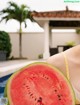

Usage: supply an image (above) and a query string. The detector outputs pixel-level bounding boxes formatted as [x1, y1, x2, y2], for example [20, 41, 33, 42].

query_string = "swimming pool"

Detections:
[0, 74, 12, 98]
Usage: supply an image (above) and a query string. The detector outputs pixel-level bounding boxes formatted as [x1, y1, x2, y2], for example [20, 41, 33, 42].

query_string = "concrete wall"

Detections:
[9, 32, 44, 59]
[9, 32, 80, 59]
[52, 32, 80, 47]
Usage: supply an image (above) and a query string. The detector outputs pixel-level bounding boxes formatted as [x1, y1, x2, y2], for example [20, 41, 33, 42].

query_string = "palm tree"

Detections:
[0, 1, 35, 58]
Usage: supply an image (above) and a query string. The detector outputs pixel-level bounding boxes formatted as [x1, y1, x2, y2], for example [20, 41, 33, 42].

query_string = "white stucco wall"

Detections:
[9, 33, 19, 57]
[9, 32, 80, 59]
[9, 32, 44, 59]
[22, 33, 44, 59]
[52, 32, 80, 47]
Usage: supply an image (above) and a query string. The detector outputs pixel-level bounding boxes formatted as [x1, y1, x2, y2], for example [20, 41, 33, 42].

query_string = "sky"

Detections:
[0, 0, 80, 32]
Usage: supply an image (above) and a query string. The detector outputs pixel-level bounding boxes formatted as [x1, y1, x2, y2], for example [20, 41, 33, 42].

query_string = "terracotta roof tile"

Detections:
[31, 10, 80, 18]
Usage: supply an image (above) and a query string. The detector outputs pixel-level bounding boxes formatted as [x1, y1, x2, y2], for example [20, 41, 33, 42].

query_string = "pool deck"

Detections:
[0, 59, 45, 78]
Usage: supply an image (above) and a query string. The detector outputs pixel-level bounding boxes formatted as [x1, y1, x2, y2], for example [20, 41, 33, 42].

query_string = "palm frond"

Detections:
[0, 15, 11, 23]
[1, 8, 15, 15]
[27, 11, 35, 22]
[0, 1, 35, 26]
[24, 20, 27, 28]
[8, 1, 19, 10]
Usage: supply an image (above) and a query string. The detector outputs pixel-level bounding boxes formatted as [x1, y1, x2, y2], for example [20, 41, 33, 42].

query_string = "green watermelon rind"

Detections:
[4, 62, 75, 105]
[4, 78, 10, 105]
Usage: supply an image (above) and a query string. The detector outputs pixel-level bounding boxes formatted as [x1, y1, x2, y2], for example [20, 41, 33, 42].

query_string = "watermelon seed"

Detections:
[30, 93, 35, 99]
[54, 89, 57, 92]
[28, 92, 31, 94]
[35, 98, 37, 101]
[26, 85, 29, 87]
[37, 97, 44, 105]
[26, 86, 30, 89]
[46, 77, 49, 79]
[30, 93, 33, 96]
[57, 94, 62, 101]
[57, 94, 61, 98]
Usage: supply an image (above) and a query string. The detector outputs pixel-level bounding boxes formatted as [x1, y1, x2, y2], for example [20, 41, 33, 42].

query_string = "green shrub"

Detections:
[0, 31, 12, 58]
[38, 54, 43, 59]
[76, 29, 80, 34]
[65, 41, 76, 46]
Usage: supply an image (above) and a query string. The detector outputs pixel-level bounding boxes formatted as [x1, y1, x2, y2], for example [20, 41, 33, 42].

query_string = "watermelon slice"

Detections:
[5, 62, 75, 105]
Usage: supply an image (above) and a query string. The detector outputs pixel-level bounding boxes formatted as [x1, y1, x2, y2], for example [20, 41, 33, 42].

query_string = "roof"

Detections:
[31, 7, 80, 28]
[32, 7, 80, 18]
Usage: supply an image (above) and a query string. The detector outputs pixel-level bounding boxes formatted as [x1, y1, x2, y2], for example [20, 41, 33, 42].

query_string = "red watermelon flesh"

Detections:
[7, 62, 75, 105]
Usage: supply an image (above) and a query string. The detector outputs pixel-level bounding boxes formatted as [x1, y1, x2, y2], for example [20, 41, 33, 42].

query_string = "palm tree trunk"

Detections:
[19, 22, 22, 58]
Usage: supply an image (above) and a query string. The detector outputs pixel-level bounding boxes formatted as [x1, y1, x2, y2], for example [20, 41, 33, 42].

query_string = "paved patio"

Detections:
[0, 59, 45, 78]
